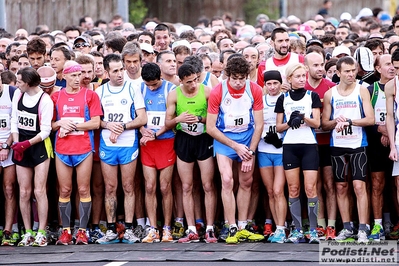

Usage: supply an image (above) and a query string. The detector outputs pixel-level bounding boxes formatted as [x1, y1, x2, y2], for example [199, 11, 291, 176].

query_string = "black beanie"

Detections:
[263, 70, 282, 84]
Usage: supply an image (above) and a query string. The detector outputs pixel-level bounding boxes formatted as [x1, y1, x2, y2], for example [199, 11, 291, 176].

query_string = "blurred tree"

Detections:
[129, 0, 148, 26]
[243, 0, 278, 25]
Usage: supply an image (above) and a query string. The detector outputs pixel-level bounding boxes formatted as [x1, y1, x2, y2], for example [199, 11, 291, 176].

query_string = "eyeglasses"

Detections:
[74, 43, 91, 49]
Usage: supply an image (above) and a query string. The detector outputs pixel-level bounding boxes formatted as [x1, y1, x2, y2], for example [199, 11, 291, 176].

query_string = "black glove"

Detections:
[264, 132, 283, 148]
[287, 111, 300, 127]
[290, 116, 302, 129]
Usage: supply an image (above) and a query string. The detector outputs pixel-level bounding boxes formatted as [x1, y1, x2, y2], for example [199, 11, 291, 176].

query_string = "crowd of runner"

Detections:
[0, 2, 399, 247]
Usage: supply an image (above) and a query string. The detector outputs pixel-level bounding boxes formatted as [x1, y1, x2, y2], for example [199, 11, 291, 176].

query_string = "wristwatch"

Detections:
[122, 123, 127, 130]
[249, 149, 255, 156]
[346, 119, 352, 126]
[197, 116, 202, 123]
[2, 143, 10, 150]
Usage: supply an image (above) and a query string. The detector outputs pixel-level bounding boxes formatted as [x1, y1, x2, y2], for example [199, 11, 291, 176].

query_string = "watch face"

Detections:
[2, 143, 7, 149]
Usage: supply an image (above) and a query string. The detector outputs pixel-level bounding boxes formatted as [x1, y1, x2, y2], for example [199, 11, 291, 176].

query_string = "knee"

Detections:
[181, 182, 193, 194]
[160, 182, 171, 196]
[273, 188, 284, 199]
[123, 182, 134, 195]
[34, 187, 46, 199]
[3, 183, 15, 200]
[58, 186, 72, 198]
[202, 181, 215, 193]
[145, 181, 157, 195]
[305, 184, 317, 198]
[335, 183, 348, 196]
[240, 177, 253, 190]
[78, 185, 91, 199]
[353, 182, 366, 196]
[221, 175, 234, 191]
[288, 184, 300, 198]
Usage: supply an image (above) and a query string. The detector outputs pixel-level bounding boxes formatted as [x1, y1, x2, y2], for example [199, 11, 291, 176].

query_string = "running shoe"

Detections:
[1, 230, 13, 246]
[225, 227, 239, 244]
[335, 229, 355, 243]
[172, 222, 185, 241]
[325, 226, 336, 240]
[270, 229, 286, 243]
[161, 228, 173, 243]
[205, 230, 217, 243]
[141, 228, 160, 243]
[56, 229, 73, 245]
[89, 228, 104, 244]
[0, 229, 3, 239]
[285, 229, 304, 244]
[389, 222, 399, 240]
[237, 227, 265, 242]
[309, 229, 320, 244]
[178, 229, 199, 243]
[116, 221, 125, 240]
[266, 233, 275, 242]
[99, 223, 107, 233]
[246, 221, 259, 234]
[195, 223, 206, 240]
[218, 223, 229, 242]
[132, 225, 145, 241]
[317, 226, 326, 240]
[18, 232, 35, 246]
[369, 224, 385, 241]
[75, 229, 89, 245]
[32, 232, 47, 247]
[263, 223, 273, 237]
[357, 230, 369, 244]
[96, 230, 119, 244]
[123, 228, 141, 244]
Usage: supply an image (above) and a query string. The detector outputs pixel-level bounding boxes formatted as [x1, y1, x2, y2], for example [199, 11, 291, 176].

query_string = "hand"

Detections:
[264, 132, 283, 148]
[0, 148, 9, 161]
[381, 135, 389, 147]
[140, 135, 154, 146]
[290, 116, 302, 129]
[140, 127, 155, 138]
[177, 111, 197, 124]
[281, 83, 291, 92]
[107, 122, 124, 135]
[241, 157, 254, 173]
[58, 127, 70, 138]
[11, 140, 31, 161]
[234, 143, 253, 161]
[335, 115, 347, 123]
[335, 121, 349, 133]
[109, 131, 120, 144]
[57, 119, 76, 131]
[287, 111, 300, 127]
[377, 125, 388, 136]
[389, 147, 398, 162]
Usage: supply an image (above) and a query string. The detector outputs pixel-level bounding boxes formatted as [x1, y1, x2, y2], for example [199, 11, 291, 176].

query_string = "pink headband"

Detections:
[63, 65, 82, 74]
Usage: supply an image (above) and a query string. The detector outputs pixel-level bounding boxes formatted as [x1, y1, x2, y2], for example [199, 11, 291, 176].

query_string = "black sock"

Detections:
[108, 223, 116, 233]
[125, 223, 133, 229]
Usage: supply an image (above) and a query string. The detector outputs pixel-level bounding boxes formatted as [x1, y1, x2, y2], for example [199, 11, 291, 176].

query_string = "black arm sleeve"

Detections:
[274, 94, 285, 113]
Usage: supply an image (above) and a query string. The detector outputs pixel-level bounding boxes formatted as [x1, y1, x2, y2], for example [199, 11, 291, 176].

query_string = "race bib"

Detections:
[180, 122, 204, 136]
[147, 111, 165, 130]
[0, 114, 10, 131]
[17, 111, 37, 131]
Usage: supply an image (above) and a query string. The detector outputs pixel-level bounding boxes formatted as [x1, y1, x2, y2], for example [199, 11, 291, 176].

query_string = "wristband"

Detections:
[154, 132, 157, 139]
[346, 119, 352, 126]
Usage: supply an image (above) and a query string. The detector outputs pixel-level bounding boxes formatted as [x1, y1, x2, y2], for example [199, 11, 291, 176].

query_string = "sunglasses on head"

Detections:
[74, 43, 90, 49]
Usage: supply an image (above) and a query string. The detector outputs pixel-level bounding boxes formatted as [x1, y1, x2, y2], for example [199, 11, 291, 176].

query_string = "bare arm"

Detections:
[321, 89, 336, 131]
[276, 112, 290, 133]
[385, 79, 397, 160]
[304, 108, 321, 129]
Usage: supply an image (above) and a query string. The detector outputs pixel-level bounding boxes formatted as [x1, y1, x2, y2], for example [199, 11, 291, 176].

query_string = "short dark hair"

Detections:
[138, 31, 155, 45]
[103, 53, 122, 71]
[392, 14, 399, 28]
[1, 71, 17, 85]
[49, 46, 72, 60]
[105, 37, 127, 53]
[156, 51, 174, 63]
[219, 49, 236, 63]
[392, 49, 399, 62]
[336, 56, 356, 71]
[183, 55, 203, 73]
[364, 39, 384, 52]
[75, 55, 94, 67]
[271, 27, 287, 41]
[389, 41, 399, 54]
[178, 63, 197, 80]
[17, 67, 41, 87]
[154, 23, 170, 34]
[63, 25, 81, 35]
[26, 38, 46, 55]
[141, 62, 161, 81]
[5, 42, 20, 57]
[225, 56, 250, 77]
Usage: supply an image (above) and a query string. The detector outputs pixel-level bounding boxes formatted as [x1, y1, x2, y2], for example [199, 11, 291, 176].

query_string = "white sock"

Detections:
[188, 225, 197, 234]
[229, 223, 238, 229]
[206, 225, 213, 231]
[175, 217, 184, 226]
[276, 225, 285, 230]
[374, 219, 383, 226]
[237, 220, 247, 230]
[145, 217, 150, 226]
[137, 218, 145, 227]
[366, 224, 370, 230]
[265, 219, 272, 225]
